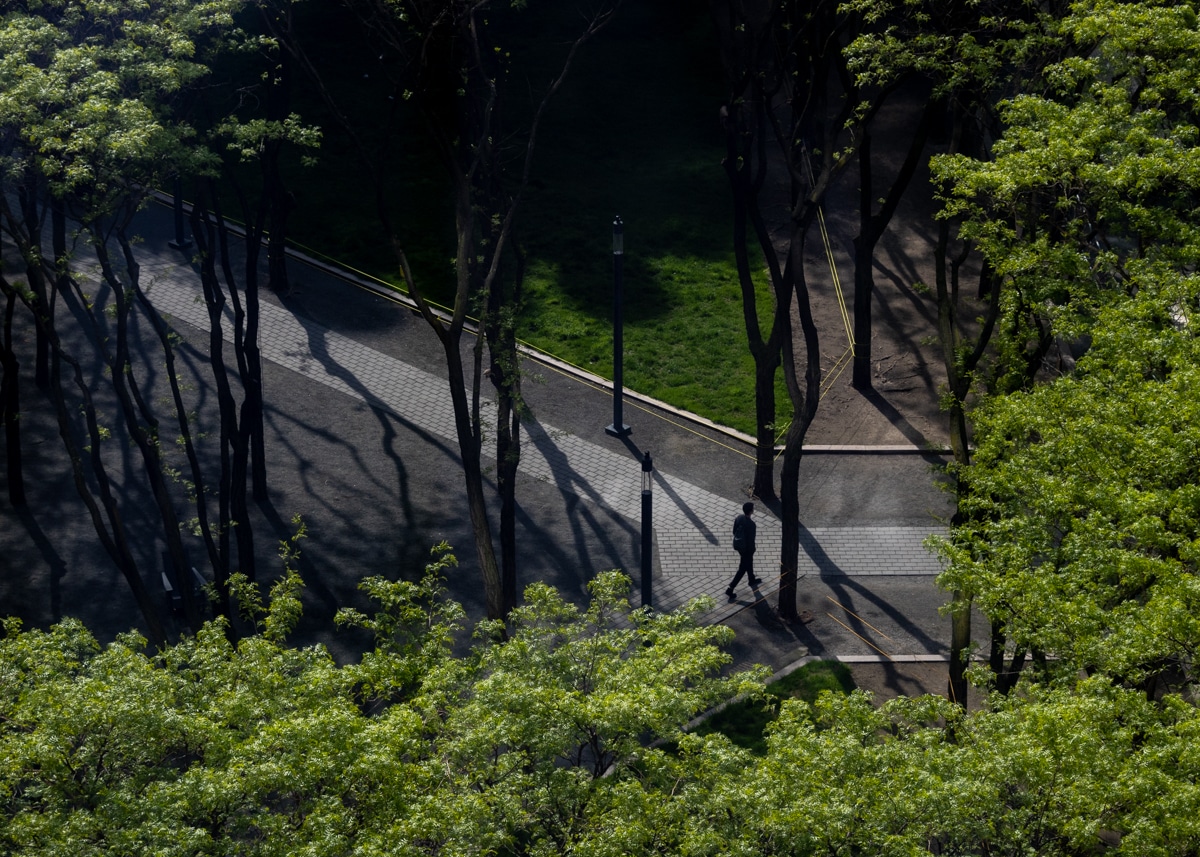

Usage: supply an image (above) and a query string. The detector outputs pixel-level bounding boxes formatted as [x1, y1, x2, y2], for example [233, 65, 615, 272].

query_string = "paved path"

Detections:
[135, 225, 948, 624]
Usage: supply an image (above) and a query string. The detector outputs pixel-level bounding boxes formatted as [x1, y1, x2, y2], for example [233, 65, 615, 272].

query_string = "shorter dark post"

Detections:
[640, 451, 653, 609]
[168, 176, 192, 251]
[606, 216, 631, 437]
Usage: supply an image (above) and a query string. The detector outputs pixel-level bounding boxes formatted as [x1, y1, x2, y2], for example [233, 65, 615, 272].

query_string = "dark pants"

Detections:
[728, 549, 757, 589]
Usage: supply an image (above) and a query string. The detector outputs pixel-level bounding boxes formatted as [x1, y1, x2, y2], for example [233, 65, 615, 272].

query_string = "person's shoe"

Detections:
[726, 587, 736, 600]
[749, 577, 762, 587]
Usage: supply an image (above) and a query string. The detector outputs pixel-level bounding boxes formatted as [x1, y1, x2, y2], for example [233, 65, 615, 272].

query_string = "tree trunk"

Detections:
[100, 233, 205, 632]
[186, 174, 276, 617]
[777, 421, 802, 621]
[447, 339, 505, 620]
[133, 248, 230, 625]
[494, 369, 520, 614]
[852, 97, 938, 390]
[0, 192, 171, 644]
[486, 245, 525, 615]
[777, 231, 821, 623]
[16, 178, 51, 391]
[752, 356, 779, 499]
[43, 200, 67, 389]
[209, 192, 264, 578]
[723, 88, 784, 502]
[851, 132, 875, 391]
[1, 286, 26, 507]
[193, 218, 237, 620]
[241, 238, 268, 506]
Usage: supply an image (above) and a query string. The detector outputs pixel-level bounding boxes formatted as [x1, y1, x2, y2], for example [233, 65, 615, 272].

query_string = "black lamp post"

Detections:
[168, 176, 192, 251]
[605, 216, 631, 437]
[640, 450, 653, 609]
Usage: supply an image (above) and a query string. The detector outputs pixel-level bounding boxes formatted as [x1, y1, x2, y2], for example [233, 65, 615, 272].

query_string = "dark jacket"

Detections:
[732, 513, 756, 555]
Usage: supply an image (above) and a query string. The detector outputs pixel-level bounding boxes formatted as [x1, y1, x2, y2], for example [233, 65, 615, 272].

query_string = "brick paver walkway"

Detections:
[135, 237, 947, 622]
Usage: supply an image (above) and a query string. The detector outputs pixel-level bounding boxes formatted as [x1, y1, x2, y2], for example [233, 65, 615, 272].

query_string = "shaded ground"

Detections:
[849, 660, 983, 710]
[781, 84, 981, 451]
[731, 83, 989, 700]
[1, 75, 973, 704]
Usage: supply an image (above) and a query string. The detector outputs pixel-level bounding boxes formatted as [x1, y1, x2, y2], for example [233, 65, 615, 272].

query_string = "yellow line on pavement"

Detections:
[825, 613, 894, 661]
[826, 597, 894, 641]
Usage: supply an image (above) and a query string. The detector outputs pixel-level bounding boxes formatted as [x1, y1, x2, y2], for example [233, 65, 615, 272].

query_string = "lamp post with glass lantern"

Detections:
[606, 216, 631, 437]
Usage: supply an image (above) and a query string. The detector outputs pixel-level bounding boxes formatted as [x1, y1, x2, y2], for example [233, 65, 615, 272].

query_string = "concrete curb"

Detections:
[150, 192, 953, 458]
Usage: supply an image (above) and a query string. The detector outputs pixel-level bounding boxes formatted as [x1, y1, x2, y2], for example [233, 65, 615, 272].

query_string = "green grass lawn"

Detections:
[693, 660, 857, 755]
[270, 1, 784, 437]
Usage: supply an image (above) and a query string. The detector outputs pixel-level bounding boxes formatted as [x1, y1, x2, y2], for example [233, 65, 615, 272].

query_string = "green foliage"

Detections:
[217, 113, 321, 165]
[932, 0, 1200, 380]
[222, 516, 308, 642]
[694, 659, 856, 754]
[937, 272, 1200, 691]
[0, 0, 244, 215]
[0, 565, 761, 856]
[931, 0, 1200, 695]
[842, 0, 1054, 101]
[335, 542, 465, 703]
[7, 562, 1200, 854]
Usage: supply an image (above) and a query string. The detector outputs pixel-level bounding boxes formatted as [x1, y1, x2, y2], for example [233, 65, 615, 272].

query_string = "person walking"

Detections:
[726, 501, 760, 599]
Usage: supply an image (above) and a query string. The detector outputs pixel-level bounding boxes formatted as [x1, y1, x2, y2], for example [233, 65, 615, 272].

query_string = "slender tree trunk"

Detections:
[216, 178, 271, 508]
[777, 230, 821, 622]
[1, 193, 170, 644]
[16, 179, 51, 391]
[723, 86, 784, 501]
[752, 356, 779, 498]
[493, 358, 520, 614]
[852, 98, 938, 390]
[42, 200, 67, 389]
[240, 235, 268, 505]
[1, 285, 26, 507]
[852, 132, 876, 391]
[447, 338, 505, 620]
[99, 232, 204, 631]
[486, 244, 524, 614]
[212, 194, 263, 577]
[133, 256, 230, 625]
[190, 195, 258, 596]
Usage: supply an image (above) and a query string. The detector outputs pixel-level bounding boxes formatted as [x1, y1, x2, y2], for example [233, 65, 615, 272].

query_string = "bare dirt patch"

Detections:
[780, 89, 983, 451]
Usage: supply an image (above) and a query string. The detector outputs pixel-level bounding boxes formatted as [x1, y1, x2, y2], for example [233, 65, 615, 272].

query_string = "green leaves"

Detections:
[0, 0, 243, 214]
[0, 566, 757, 856]
[925, 0, 1200, 696]
[7, 557, 1200, 853]
[936, 271, 1200, 689]
[217, 113, 321, 164]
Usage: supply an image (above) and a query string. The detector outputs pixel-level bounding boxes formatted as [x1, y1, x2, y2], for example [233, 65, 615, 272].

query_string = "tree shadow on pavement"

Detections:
[799, 521, 945, 654]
